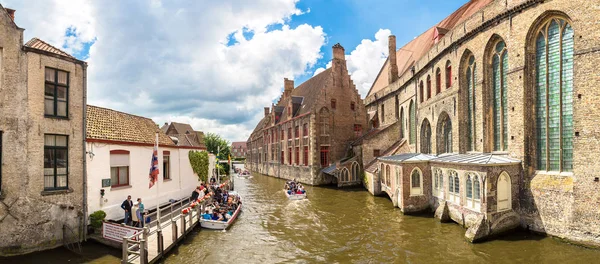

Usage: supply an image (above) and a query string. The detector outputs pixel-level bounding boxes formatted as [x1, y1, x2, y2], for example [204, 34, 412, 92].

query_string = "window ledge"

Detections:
[44, 115, 70, 120]
[163, 179, 173, 182]
[409, 194, 424, 197]
[534, 171, 573, 177]
[41, 187, 73, 196]
[110, 185, 132, 191]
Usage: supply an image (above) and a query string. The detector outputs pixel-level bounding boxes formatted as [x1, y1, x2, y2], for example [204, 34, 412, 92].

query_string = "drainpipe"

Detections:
[82, 62, 88, 241]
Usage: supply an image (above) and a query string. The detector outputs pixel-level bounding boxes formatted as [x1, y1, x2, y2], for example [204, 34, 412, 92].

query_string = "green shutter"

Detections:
[562, 24, 574, 172]
[536, 33, 547, 170]
[493, 54, 501, 151]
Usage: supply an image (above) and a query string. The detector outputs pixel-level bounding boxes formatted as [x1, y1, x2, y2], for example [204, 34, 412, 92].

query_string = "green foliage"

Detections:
[205, 132, 232, 175]
[189, 150, 209, 182]
[89, 210, 107, 229]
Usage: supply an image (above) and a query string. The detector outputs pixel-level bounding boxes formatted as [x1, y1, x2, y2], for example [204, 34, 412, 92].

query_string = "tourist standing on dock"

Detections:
[131, 202, 140, 227]
[121, 195, 133, 226]
[137, 198, 145, 227]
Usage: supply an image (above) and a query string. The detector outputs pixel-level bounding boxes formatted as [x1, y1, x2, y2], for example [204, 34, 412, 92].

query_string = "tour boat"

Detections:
[238, 171, 251, 179]
[284, 190, 307, 200]
[200, 192, 242, 230]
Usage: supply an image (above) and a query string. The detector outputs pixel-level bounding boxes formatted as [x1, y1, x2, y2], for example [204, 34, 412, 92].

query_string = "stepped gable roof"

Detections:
[86, 105, 175, 146]
[278, 68, 331, 122]
[24, 37, 76, 59]
[431, 153, 521, 166]
[367, 0, 493, 97]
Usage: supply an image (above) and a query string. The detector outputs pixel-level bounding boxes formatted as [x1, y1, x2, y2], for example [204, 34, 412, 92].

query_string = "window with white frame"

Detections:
[448, 170, 459, 203]
[110, 150, 130, 187]
[410, 168, 422, 196]
[466, 173, 481, 210]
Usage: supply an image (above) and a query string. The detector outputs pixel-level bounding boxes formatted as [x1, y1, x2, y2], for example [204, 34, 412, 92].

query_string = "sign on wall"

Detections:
[101, 178, 111, 187]
[102, 222, 140, 242]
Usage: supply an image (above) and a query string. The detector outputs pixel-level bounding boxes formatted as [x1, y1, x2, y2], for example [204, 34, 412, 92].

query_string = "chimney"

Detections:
[388, 35, 399, 84]
[332, 43, 345, 61]
[5, 8, 15, 21]
[264, 107, 270, 117]
[284, 78, 294, 98]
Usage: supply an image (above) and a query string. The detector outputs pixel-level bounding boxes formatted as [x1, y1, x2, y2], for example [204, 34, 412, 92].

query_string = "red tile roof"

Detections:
[367, 0, 493, 97]
[24, 37, 76, 59]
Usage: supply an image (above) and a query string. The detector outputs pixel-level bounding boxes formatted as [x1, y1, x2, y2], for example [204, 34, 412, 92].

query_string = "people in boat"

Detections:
[202, 209, 212, 220]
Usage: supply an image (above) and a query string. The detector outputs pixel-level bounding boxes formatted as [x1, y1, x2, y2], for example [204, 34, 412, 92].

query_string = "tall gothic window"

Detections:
[399, 107, 404, 139]
[535, 18, 573, 172]
[420, 119, 431, 154]
[426, 75, 432, 100]
[445, 60, 452, 89]
[419, 81, 424, 103]
[409, 100, 415, 144]
[466, 55, 477, 151]
[436, 68, 442, 94]
[438, 113, 453, 154]
[492, 41, 508, 151]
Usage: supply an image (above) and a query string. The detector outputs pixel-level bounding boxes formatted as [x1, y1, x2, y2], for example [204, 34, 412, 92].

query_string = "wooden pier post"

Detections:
[171, 220, 178, 242]
[121, 237, 128, 264]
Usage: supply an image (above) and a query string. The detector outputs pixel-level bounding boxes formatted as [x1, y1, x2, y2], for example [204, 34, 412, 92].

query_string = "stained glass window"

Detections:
[466, 55, 476, 151]
[492, 41, 508, 151]
[535, 18, 573, 172]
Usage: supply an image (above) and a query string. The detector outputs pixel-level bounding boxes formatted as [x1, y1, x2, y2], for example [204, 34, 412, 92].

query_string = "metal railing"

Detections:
[121, 182, 232, 264]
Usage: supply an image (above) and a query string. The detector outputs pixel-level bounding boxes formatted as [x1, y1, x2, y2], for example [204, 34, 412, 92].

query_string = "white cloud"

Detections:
[7, 0, 326, 142]
[344, 29, 391, 98]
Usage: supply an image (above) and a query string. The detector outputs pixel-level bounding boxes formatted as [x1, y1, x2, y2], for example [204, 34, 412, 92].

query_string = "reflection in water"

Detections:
[165, 173, 600, 263]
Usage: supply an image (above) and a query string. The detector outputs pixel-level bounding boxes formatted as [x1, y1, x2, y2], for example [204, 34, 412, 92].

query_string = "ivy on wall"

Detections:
[189, 151, 209, 182]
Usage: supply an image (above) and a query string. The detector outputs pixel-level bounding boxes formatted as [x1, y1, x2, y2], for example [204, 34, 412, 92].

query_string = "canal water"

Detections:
[4, 172, 600, 263]
[164, 173, 600, 264]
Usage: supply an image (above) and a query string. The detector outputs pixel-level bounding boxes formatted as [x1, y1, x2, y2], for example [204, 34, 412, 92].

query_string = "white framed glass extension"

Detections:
[465, 172, 481, 211]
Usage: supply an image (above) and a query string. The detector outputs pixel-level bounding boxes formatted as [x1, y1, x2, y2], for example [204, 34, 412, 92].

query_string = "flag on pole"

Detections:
[228, 154, 231, 165]
[149, 136, 160, 188]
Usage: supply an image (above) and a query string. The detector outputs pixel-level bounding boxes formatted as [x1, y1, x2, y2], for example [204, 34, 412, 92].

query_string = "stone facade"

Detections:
[0, 6, 87, 256]
[361, 0, 600, 246]
[247, 44, 368, 185]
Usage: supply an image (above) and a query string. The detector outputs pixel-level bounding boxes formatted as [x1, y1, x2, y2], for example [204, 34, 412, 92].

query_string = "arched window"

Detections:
[445, 60, 452, 88]
[437, 112, 453, 154]
[399, 107, 404, 139]
[409, 100, 416, 144]
[535, 17, 573, 172]
[492, 40, 508, 151]
[420, 119, 432, 154]
[465, 173, 481, 210]
[351, 162, 360, 182]
[436, 68, 442, 94]
[426, 75, 432, 99]
[385, 165, 391, 187]
[466, 54, 477, 151]
[497, 172, 512, 211]
[448, 170, 459, 203]
[410, 168, 422, 195]
[419, 81, 424, 103]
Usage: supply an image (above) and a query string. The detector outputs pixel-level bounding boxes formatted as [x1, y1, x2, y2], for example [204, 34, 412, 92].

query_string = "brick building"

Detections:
[161, 122, 206, 149]
[246, 44, 368, 185]
[0, 6, 87, 255]
[231, 142, 247, 159]
[360, 0, 600, 245]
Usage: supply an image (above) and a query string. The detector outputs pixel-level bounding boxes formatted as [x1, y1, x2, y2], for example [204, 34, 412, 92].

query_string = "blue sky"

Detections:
[9, 0, 472, 142]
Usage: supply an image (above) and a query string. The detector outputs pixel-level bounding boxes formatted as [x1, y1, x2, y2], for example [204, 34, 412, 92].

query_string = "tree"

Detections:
[189, 150, 209, 182]
[205, 132, 231, 175]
